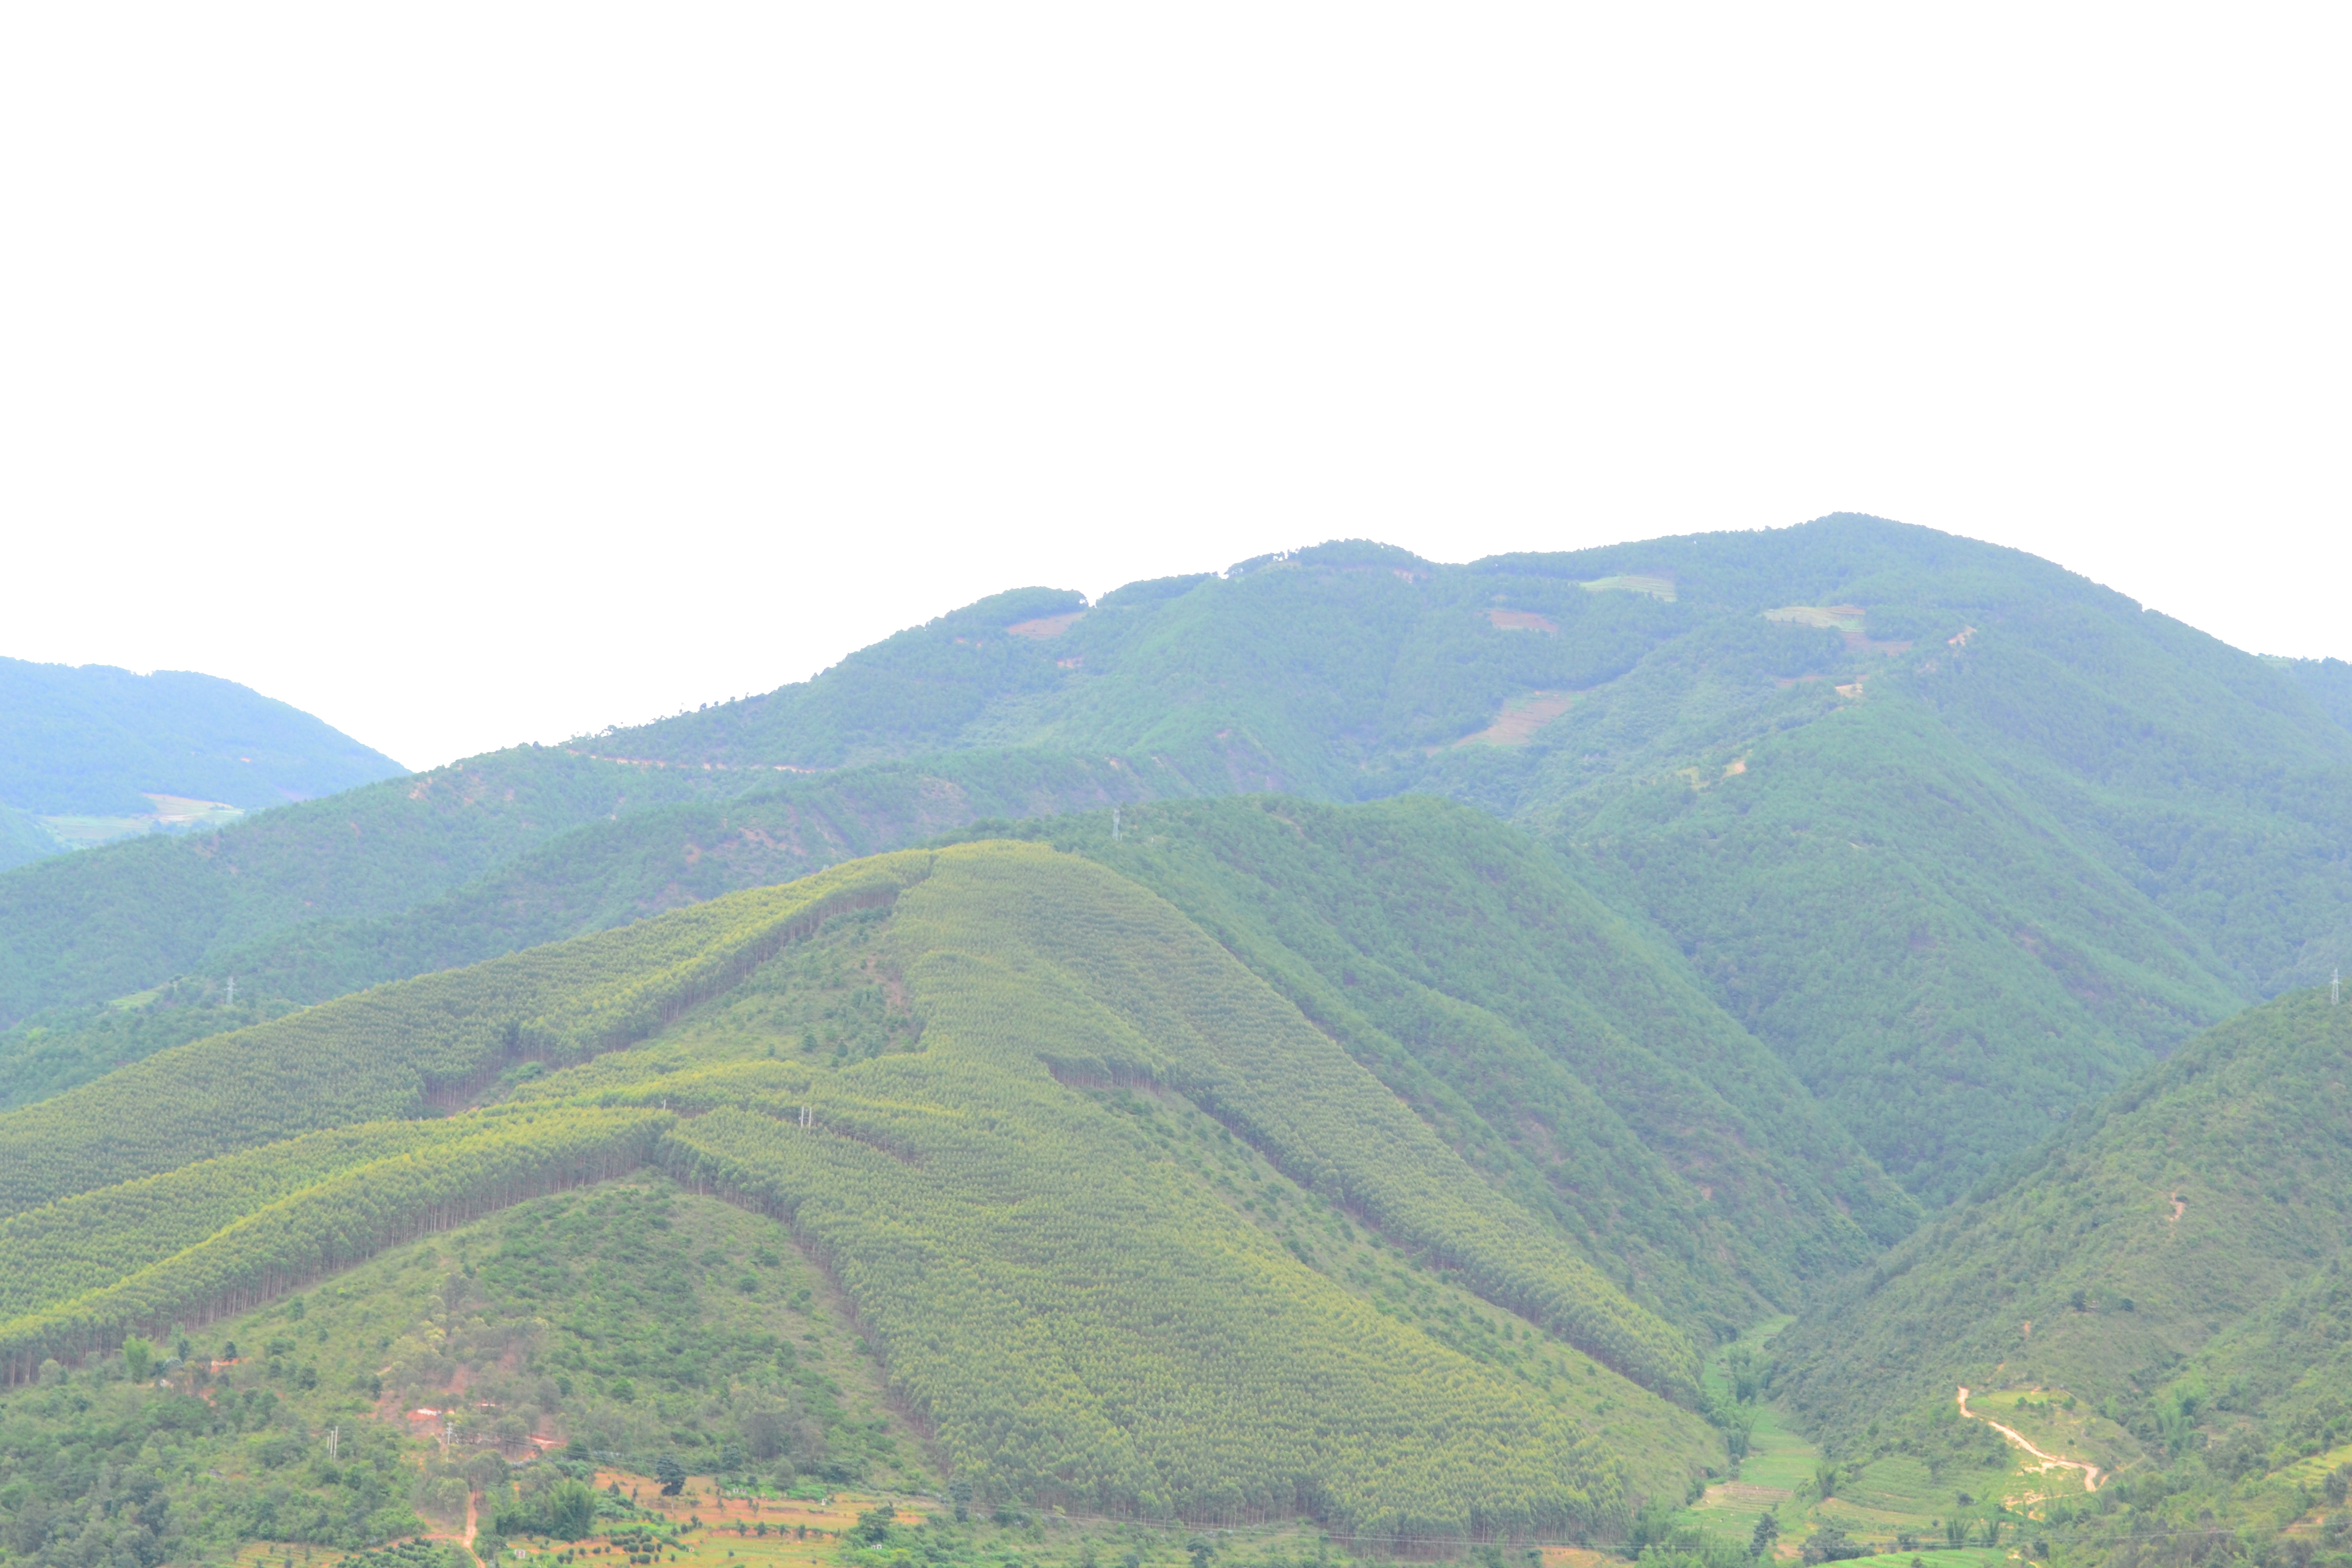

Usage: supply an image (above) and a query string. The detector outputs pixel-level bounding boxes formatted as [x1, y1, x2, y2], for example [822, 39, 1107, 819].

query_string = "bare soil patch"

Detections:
[1456, 691, 1579, 747]
[1486, 608, 1560, 634]
[1007, 611, 1086, 639]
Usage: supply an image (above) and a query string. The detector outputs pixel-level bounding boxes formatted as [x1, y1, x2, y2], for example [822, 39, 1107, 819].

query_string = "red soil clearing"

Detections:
[1486, 608, 1560, 634]
[1458, 691, 1578, 747]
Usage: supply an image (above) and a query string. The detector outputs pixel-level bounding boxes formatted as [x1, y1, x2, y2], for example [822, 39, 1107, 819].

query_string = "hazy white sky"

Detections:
[5, 7, 2346, 770]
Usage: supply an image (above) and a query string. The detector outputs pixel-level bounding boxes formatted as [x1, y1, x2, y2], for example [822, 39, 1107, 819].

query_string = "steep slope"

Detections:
[0, 657, 404, 819]
[397, 521, 2352, 1197]
[0, 855, 918, 1216]
[944, 795, 1916, 1334]
[1542, 680, 2247, 1200]
[1774, 988, 2352, 1448]
[0, 842, 1731, 1540]
[0, 806, 59, 875]
[0, 747, 731, 1027]
[2, 795, 1905, 1355]
[0, 748, 1163, 1101]
[0, 1177, 925, 1564]
[11, 518, 2352, 1205]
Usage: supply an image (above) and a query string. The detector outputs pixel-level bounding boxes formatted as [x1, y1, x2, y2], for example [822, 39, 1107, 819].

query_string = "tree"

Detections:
[950, 1478, 972, 1523]
[2325, 1465, 2348, 1506]
[655, 1454, 688, 1497]
[1751, 1512, 1780, 1558]
[1800, 1524, 1858, 1564]
[122, 1337, 155, 1381]
[442, 1273, 472, 1331]
[850, 1506, 896, 1546]
[1187, 1537, 1215, 1568]
[1813, 1460, 1839, 1501]
[536, 1482, 597, 1540]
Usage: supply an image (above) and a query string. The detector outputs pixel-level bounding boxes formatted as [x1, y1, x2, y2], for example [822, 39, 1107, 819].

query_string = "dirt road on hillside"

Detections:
[1958, 1386, 2102, 1492]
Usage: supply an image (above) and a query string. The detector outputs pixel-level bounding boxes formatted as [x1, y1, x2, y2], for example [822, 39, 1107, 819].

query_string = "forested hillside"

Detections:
[597, 520, 2352, 1195]
[0, 855, 921, 1215]
[0, 1177, 928, 1565]
[2, 514, 2344, 1209]
[0, 748, 1169, 1102]
[11, 520, 2352, 1566]
[1769, 988, 2352, 1559]
[0, 659, 405, 868]
[0, 748, 727, 1026]
[942, 795, 1915, 1332]
[11, 517, 2347, 1204]
[0, 838, 1771, 1546]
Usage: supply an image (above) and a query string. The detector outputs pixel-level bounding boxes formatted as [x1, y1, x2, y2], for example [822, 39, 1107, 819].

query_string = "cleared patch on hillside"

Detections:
[1764, 605, 1867, 631]
[1455, 691, 1579, 747]
[277, 1175, 924, 1486]
[1580, 575, 1676, 601]
[1763, 606, 1912, 656]
[1005, 611, 1086, 639]
[1487, 608, 1560, 634]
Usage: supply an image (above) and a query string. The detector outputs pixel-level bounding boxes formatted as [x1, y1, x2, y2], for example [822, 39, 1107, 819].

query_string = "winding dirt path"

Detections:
[1958, 1386, 2102, 1492]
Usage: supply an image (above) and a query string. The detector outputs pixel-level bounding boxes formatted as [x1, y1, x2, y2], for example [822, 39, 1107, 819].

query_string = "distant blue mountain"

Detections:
[0, 659, 406, 865]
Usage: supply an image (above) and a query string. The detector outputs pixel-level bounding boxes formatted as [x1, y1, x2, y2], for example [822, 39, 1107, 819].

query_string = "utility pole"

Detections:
[2335, 967, 2341, 1007]
[225, 976, 235, 1007]
[1112, 807, 1121, 843]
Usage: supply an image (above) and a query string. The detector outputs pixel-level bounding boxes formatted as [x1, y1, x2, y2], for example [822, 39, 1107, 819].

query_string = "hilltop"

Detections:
[10, 517, 2352, 1208]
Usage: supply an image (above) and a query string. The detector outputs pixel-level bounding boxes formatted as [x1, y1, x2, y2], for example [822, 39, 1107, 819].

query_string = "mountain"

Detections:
[1770, 987, 2352, 1550]
[9, 517, 2352, 1209]
[598, 521, 2352, 1202]
[12, 517, 2352, 1563]
[0, 658, 407, 868]
[0, 832, 1777, 1542]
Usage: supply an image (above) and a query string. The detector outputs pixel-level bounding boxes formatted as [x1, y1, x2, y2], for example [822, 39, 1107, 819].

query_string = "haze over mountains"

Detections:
[0, 658, 405, 871]
[5, 514, 2352, 1568]
[11, 517, 2352, 1192]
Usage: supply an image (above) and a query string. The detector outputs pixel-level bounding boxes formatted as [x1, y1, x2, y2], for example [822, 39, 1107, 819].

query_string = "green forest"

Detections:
[0, 657, 406, 866]
[6, 519, 2352, 1568]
